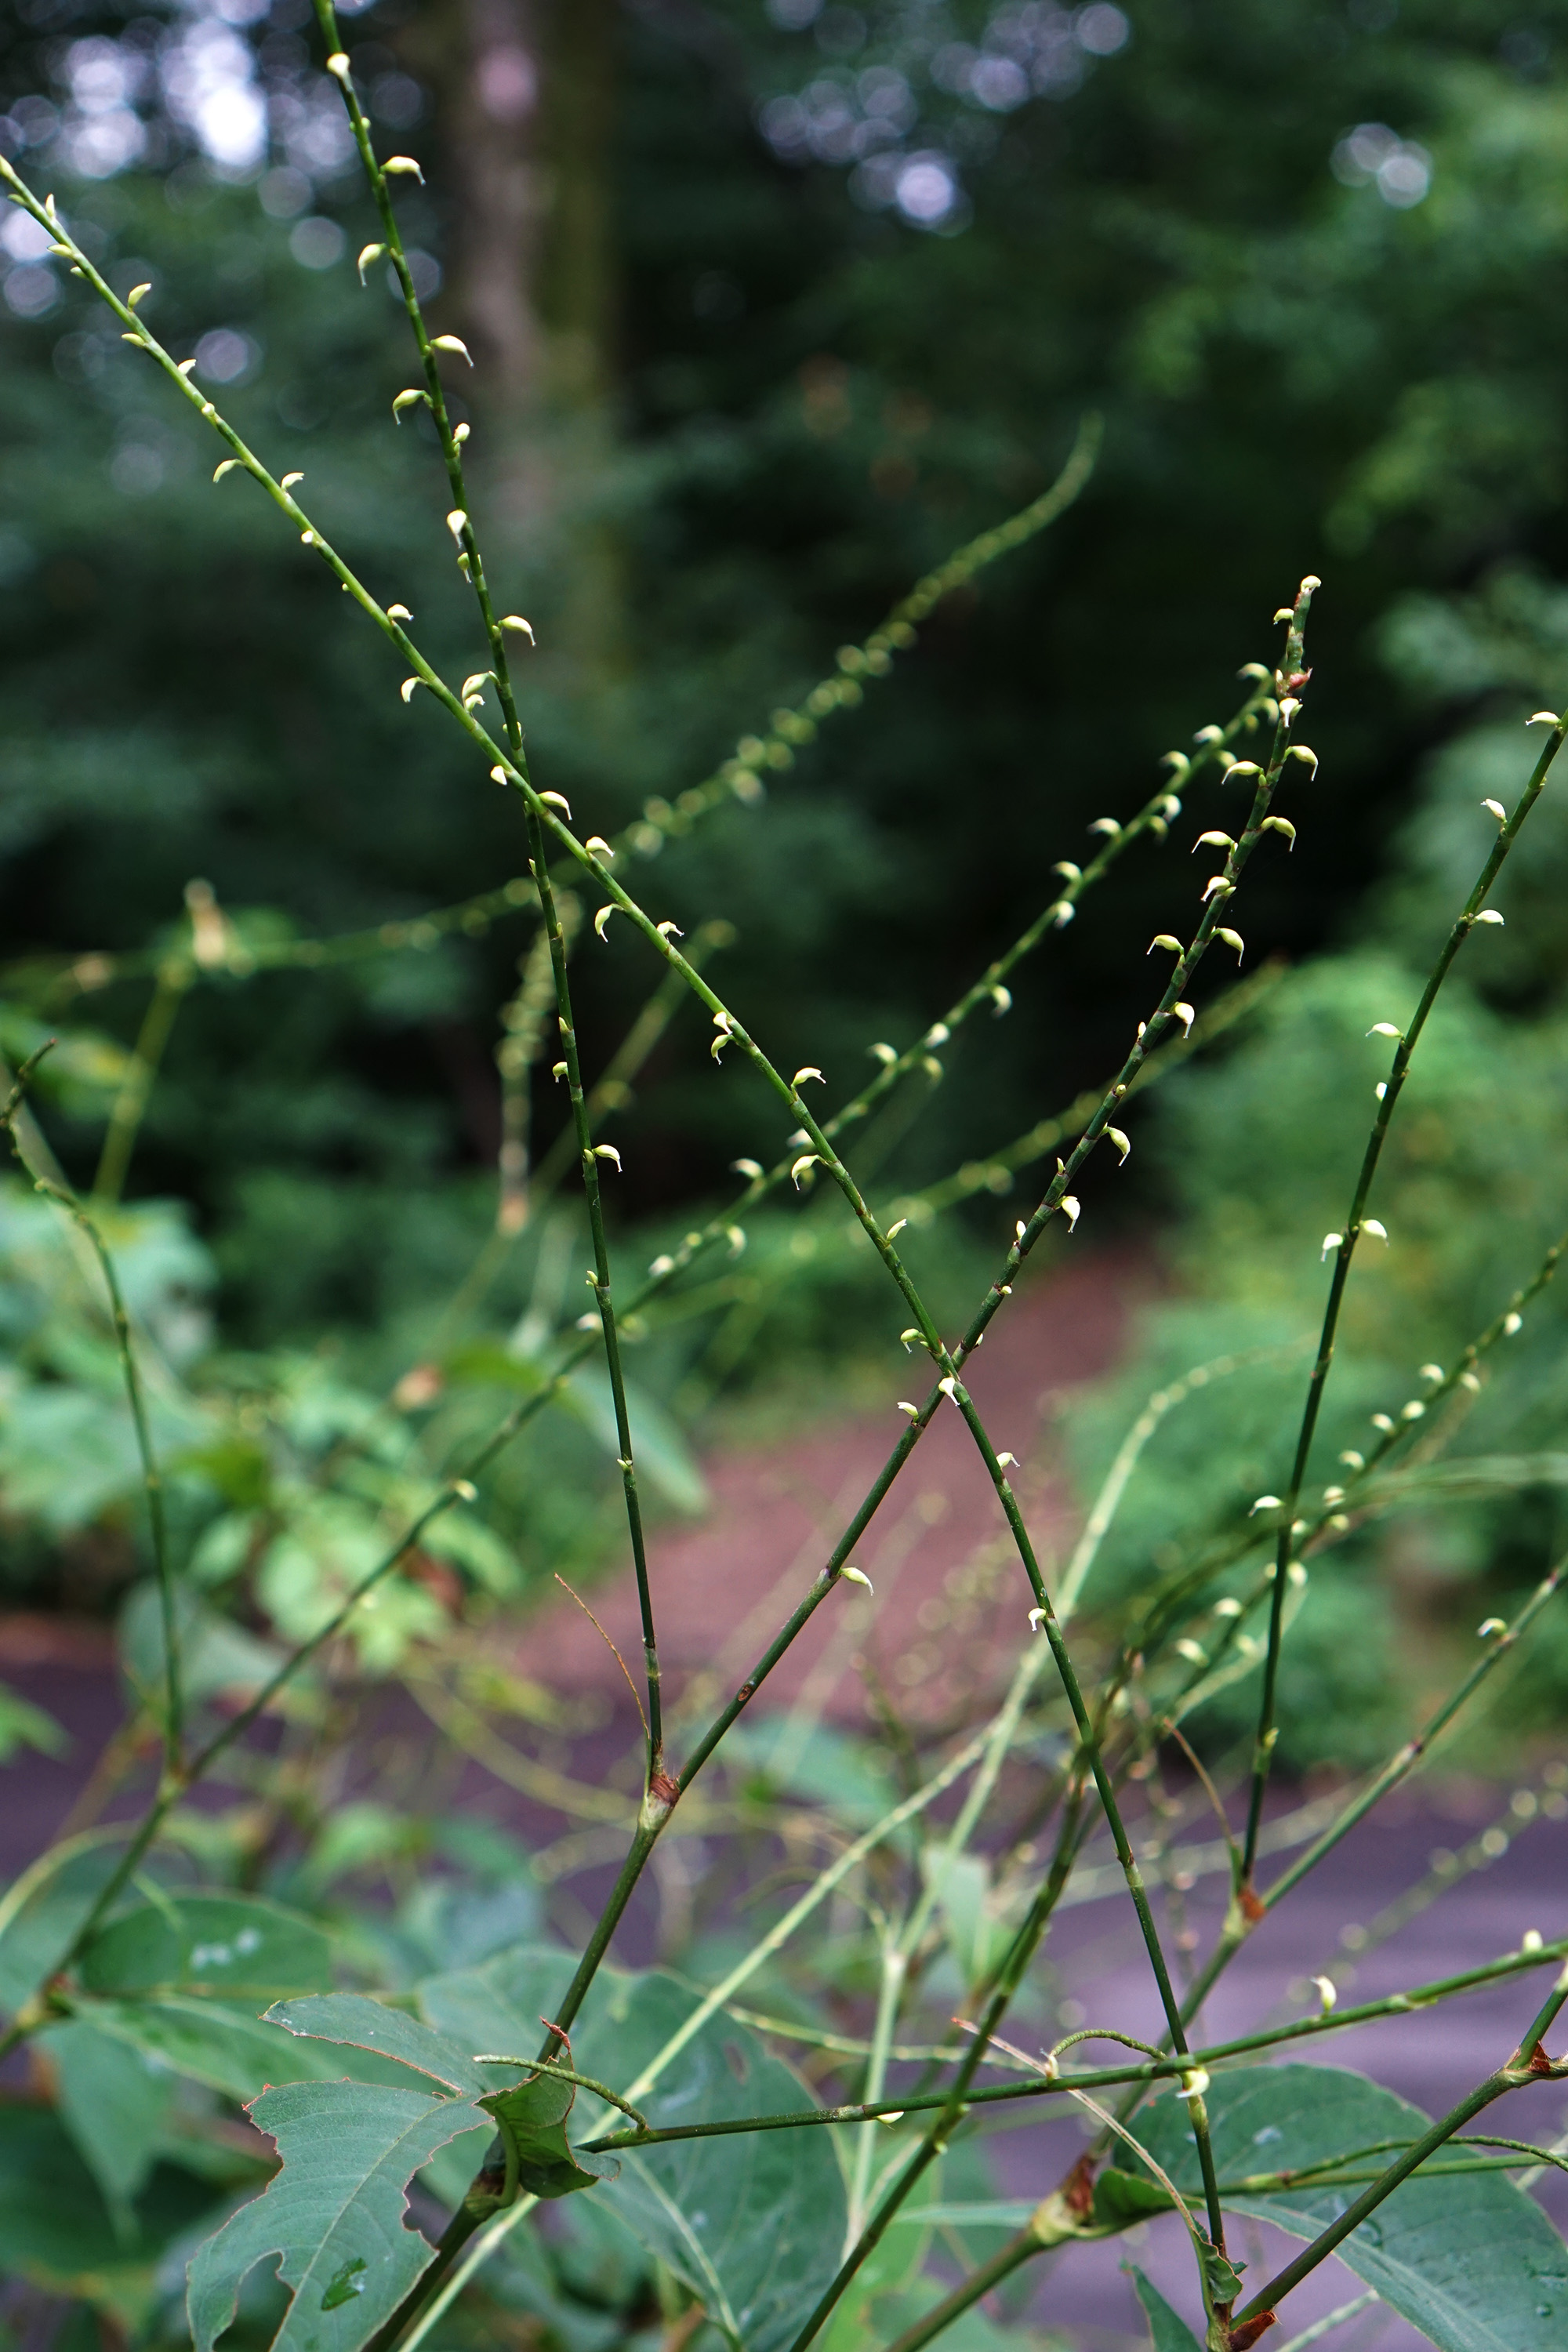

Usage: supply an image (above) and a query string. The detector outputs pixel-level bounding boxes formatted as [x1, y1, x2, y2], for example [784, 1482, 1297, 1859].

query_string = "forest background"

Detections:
[8, 0, 1568, 1769]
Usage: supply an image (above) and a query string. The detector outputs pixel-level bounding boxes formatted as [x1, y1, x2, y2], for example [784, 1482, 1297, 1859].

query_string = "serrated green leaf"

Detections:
[477, 2068, 620, 2198]
[74, 1993, 425, 2103]
[1134, 2063, 1568, 2352]
[1130, 2265, 1206, 2351]
[81, 1893, 331, 2002]
[265, 1992, 495, 2092]
[187, 2080, 487, 2352]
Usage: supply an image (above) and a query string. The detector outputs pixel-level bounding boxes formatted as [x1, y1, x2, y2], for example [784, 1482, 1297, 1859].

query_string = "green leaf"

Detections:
[417, 1945, 846, 2352]
[0, 2101, 215, 2325]
[76, 1993, 426, 2103]
[39, 2015, 174, 2216]
[187, 2079, 488, 2352]
[1094, 2169, 1178, 2227]
[80, 1893, 331, 2002]
[1130, 2265, 1206, 2352]
[477, 2068, 621, 2198]
[0, 1836, 132, 2011]
[1134, 2063, 1568, 2352]
[265, 1991, 495, 2092]
[0, 1677, 66, 1762]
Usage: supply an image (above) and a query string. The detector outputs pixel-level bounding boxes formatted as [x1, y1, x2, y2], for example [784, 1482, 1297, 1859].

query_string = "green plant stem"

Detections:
[1241, 712, 1568, 1886]
[526, 808, 664, 1784]
[583, 1932, 1568, 2152]
[1230, 2063, 1562, 2336]
[2, 1060, 180, 1777]
[876, 2230, 1044, 2352]
[92, 956, 191, 1205]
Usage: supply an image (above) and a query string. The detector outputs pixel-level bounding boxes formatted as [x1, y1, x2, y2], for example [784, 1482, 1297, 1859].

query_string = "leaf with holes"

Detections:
[187, 2079, 487, 2352]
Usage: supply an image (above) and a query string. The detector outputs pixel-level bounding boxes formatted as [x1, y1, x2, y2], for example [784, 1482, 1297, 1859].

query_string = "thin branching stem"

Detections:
[1241, 713, 1567, 1884]
[2, 1055, 181, 1779]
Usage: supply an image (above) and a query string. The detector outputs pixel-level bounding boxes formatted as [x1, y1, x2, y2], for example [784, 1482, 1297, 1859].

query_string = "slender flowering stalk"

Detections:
[1240, 709, 1566, 1887]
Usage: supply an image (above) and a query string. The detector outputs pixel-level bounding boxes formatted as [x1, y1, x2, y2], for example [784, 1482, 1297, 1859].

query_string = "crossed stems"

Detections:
[2, 98, 1531, 2352]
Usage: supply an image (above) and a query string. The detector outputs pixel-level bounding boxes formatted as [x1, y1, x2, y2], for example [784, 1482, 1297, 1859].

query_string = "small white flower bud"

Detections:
[869, 1041, 898, 1065]
[1263, 815, 1297, 848]
[840, 1564, 873, 1592]
[539, 790, 572, 815]
[1272, 606, 1294, 623]
[897, 1399, 919, 1419]
[1192, 830, 1234, 854]
[454, 423, 470, 443]
[1160, 751, 1192, 778]
[592, 1144, 622, 1170]
[1459, 1370, 1481, 1392]
[924, 1022, 950, 1047]
[1374, 1082, 1387, 1100]
[383, 155, 424, 180]
[1482, 798, 1507, 823]
[1105, 1127, 1131, 1163]
[727, 1225, 746, 1255]
[731, 1157, 763, 1180]
[1339, 1450, 1365, 1469]
[1059, 1196, 1080, 1229]
[399, 677, 420, 703]
[1362, 1218, 1388, 1241]
[551, 1060, 568, 1080]
[649, 1254, 675, 1277]
[1475, 909, 1504, 927]
[585, 836, 614, 858]
[1193, 724, 1225, 745]
[1180, 2067, 1210, 2098]
[388, 603, 412, 622]
[657, 920, 684, 938]
[1419, 1363, 1443, 1383]
[1087, 817, 1122, 838]
[445, 508, 468, 545]
[789, 1155, 820, 1187]
[793, 1065, 825, 1087]
[989, 985, 1011, 1015]
[1322, 1486, 1345, 1504]
[1504, 1311, 1523, 1335]
[1371, 1412, 1395, 1433]
[1527, 711, 1559, 727]
[575, 1311, 597, 1330]
[392, 388, 428, 418]
[1174, 1637, 1207, 1665]
[1047, 901, 1075, 928]
[1321, 1232, 1343, 1258]
[1200, 875, 1233, 902]
[1478, 1617, 1506, 1639]
[127, 281, 152, 309]
[500, 617, 536, 644]
[1148, 934, 1183, 955]
[1216, 927, 1245, 957]
[996, 1451, 1017, 1468]
[938, 1374, 958, 1398]
[1367, 1022, 1402, 1039]
[326, 51, 350, 77]
[1053, 859, 1083, 881]
[357, 243, 386, 281]
[887, 1218, 908, 1239]
[1250, 1495, 1283, 1515]
[212, 458, 238, 482]
[593, 905, 617, 939]
[432, 334, 474, 365]
[1523, 1928, 1544, 1952]
[1228, 760, 1261, 777]
[1171, 1003, 1196, 1035]
[1312, 1976, 1338, 2013]
[1400, 1399, 1425, 1420]
[1028, 1606, 1048, 1631]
